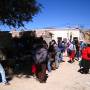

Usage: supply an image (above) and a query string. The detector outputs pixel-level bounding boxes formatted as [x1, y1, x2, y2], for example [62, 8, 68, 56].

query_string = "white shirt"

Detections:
[68, 44, 76, 51]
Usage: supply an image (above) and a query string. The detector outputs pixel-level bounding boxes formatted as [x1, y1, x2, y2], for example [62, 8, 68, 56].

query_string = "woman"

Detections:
[78, 43, 90, 74]
[68, 42, 76, 63]
[32, 37, 48, 83]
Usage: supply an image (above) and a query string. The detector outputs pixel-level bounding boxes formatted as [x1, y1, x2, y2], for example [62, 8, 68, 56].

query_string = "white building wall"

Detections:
[49, 30, 68, 42]
[49, 29, 80, 42]
[35, 28, 83, 42]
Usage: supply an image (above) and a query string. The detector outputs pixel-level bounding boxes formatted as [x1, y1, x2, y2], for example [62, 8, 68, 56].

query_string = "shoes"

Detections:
[68, 60, 74, 63]
[67, 60, 72, 63]
[61, 60, 65, 62]
[4, 82, 10, 85]
[78, 69, 82, 72]
[78, 68, 89, 74]
[75, 58, 79, 61]
[40, 80, 46, 83]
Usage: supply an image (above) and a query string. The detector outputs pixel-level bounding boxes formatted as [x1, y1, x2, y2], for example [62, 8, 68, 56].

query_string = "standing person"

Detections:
[0, 62, 10, 85]
[54, 42, 62, 69]
[78, 42, 90, 74]
[35, 46, 48, 83]
[75, 42, 80, 60]
[68, 42, 76, 63]
[47, 40, 56, 72]
[31, 39, 48, 77]
[67, 40, 71, 56]
[32, 37, 48, 83]
[58, 41, 65, 62]
[79, 41, 86, 58]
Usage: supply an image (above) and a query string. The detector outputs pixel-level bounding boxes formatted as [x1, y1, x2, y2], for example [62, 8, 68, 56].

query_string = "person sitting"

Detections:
[78, 42, 90, 74]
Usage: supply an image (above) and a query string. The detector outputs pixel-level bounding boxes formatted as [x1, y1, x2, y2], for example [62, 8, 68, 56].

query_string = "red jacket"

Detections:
[82, 47, 90, 61]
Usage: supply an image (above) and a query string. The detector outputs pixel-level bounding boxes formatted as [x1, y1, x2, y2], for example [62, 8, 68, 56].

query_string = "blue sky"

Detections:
[1, 0, 90, 30]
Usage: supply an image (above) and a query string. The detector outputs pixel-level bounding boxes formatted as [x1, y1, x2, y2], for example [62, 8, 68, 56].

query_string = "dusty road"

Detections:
[0, 56, 90, 90]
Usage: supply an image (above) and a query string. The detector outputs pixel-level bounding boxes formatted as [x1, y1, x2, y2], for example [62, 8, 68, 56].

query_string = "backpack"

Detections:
[35, 48, 47, 64]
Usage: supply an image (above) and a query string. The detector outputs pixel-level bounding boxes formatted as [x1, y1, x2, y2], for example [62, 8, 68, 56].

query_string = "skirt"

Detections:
[80, 59, 90, 69]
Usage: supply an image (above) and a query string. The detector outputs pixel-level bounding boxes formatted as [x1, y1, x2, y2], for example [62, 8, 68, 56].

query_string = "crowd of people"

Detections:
[0, 35, 90, 85]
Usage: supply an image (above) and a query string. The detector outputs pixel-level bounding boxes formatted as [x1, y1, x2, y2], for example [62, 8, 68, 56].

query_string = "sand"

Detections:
[0, 56, 90, 90]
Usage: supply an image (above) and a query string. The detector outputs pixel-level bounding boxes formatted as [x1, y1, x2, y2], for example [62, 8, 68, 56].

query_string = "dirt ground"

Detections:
[0, 56, 90, 90]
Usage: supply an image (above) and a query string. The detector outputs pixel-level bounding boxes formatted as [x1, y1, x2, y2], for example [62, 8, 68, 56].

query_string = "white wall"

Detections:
[50, 30, 68, 42]
[49, 29, 80, 42]
[35, 28, 82, 42]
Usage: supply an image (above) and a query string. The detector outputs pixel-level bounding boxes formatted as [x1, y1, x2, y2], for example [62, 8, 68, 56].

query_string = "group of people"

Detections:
[66, 39, 90, 74]
[31, 38, 66, 83]
[0, 36, 90, 85]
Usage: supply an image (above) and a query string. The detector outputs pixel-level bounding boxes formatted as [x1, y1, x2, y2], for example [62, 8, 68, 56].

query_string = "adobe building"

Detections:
[35, 27, 84, 43]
